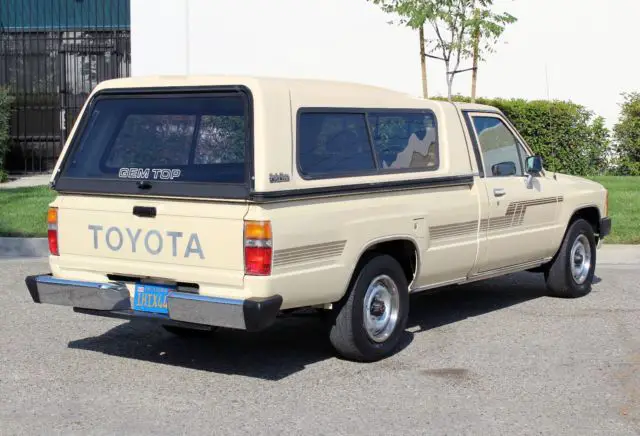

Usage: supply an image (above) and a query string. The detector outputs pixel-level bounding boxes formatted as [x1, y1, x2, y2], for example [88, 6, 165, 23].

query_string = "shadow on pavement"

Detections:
[68, 313, 337, 381]
[407, 271, 548, 332]
[68, 272, 549, 380]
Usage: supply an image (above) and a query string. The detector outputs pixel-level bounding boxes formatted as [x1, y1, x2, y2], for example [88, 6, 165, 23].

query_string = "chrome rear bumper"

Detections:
[25, 274, 282, 332]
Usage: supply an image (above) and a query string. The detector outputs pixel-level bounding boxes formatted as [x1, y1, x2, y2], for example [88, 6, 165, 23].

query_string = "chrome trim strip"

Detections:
[167, 292, 246, 329]
[33, 275, 130, 311]
[466, 258, 551, 283]
[37, 275, 123, 290]
[167, 292, 244, 306]
[410, 277, 466, 293]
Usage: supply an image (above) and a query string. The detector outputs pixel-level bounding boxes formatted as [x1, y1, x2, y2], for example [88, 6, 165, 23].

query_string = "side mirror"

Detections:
[491, 161, 517, 177]
[526, 155, 543, 174]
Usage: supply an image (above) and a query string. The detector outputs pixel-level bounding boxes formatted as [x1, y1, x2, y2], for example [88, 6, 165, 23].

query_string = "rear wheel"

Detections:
[329, 254, 409, 362]
[162, 324, 218, 337]
[545, 219, 596, 298]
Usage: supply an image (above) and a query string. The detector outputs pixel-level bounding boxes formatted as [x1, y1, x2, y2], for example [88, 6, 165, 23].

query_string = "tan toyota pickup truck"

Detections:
[25, 76, 611, 362]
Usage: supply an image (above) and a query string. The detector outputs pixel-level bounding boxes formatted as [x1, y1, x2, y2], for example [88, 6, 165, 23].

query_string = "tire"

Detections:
[545, 218, 597, 298]
[329, 254, 409, 362]
[162, 324, 218, 337]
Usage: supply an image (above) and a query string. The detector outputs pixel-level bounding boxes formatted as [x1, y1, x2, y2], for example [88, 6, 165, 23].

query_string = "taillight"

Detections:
[47, 207, 59, 256]
[244, 220, 272, 276]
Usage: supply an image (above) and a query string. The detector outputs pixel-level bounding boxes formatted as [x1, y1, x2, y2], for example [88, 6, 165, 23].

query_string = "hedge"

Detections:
[434, 96, 611, 176]
[613, 92, 640, 176]
[0, 88, 13, 182]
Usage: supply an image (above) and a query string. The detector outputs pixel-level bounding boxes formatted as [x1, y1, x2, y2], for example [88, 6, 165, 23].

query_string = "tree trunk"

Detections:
[446, 65, 453, 102]
[419, 26, 428, 99]
[471, 9, 480, 102]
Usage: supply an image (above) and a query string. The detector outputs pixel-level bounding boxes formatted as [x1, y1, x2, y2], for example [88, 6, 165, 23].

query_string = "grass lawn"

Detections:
[0, 186, 56, 237]
[590, 176, 640, 244]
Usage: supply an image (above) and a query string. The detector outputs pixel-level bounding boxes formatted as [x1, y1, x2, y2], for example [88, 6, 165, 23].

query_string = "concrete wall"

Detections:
[131, 0, 639, 127]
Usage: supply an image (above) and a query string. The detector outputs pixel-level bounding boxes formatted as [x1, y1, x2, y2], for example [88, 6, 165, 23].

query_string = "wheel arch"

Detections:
[338, 236, 421, 303]
[551, 204, 602, 261]
[568, 204, 601, 235]
[534, 205, 602, 274]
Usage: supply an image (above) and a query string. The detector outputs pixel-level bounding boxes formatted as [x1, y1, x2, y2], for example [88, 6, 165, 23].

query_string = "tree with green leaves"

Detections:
[369, 0, 516, 101]
[613, 92, 640, 175]
[469, 1, 516, 101]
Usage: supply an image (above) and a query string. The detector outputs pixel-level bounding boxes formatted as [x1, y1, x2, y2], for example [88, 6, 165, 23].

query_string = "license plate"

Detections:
[133, 283, 172, 314]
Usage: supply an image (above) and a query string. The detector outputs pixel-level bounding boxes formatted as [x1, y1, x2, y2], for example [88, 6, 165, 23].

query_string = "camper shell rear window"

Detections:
[54, 88, 253, 199]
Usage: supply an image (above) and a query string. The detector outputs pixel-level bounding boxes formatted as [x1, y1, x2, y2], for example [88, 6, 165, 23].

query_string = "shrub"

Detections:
[0, 88, 14, 180]
[613, 92, 640, 176]
[433, 95, 612, 176]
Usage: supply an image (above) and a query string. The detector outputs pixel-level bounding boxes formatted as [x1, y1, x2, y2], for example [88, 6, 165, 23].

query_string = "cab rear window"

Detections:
[55, 90, 251, 198]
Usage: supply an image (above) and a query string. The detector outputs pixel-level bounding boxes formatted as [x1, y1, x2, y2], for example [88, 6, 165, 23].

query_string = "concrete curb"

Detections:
[0, 237, 49, 258]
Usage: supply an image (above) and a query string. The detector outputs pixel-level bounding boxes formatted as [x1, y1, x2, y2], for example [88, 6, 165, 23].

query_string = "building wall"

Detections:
[131, 0, 639, 127]
[0, 0, 130, 30]
[1, 0, 131, 173]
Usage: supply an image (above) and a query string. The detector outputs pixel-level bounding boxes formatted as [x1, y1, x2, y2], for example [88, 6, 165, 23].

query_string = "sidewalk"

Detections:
[0, 174, 51, 190]
[597, 243, 640, 265]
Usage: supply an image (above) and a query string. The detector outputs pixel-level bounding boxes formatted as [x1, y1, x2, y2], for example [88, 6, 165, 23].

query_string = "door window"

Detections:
[472, 116, 525, 177]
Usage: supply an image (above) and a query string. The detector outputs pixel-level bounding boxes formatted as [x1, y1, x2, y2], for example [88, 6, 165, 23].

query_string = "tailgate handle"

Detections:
[133, 206, 156, 218]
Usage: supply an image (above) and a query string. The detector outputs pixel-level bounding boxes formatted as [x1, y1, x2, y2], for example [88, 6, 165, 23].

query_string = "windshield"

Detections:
[55, 90, 251, 198]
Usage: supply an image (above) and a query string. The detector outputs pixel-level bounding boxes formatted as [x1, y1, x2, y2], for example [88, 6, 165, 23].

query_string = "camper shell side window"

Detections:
[296, 108, 439, 180]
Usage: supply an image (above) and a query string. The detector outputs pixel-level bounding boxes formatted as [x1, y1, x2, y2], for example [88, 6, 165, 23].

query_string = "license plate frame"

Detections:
[132, 283, 172, 314]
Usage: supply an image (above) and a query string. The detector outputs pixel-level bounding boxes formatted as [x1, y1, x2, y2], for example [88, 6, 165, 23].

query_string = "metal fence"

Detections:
[0, 0, 130, 174]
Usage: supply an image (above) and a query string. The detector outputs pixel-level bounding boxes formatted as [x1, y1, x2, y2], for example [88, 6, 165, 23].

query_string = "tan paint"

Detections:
[47, 75, 608, 311]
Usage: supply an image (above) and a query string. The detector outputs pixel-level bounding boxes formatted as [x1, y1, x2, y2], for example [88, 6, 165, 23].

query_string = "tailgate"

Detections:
[54, 195, 248, 289]
[46, 87, 255, 292]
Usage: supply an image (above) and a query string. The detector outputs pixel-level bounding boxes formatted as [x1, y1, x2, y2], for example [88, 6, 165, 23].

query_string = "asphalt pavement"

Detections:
[1, 246, 639, 435]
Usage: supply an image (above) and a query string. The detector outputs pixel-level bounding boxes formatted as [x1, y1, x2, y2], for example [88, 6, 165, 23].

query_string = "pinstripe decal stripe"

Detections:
[273, 240, 346, 267]
[430, 196, 563, 241]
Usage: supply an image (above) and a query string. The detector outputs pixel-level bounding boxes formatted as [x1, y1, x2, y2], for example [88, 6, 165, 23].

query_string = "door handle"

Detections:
[493, 188, 506, 197]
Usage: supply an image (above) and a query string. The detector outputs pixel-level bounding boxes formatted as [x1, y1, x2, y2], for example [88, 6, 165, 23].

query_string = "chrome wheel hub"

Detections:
[363, 275, 400, 343]
[570, 234, 591, 285]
